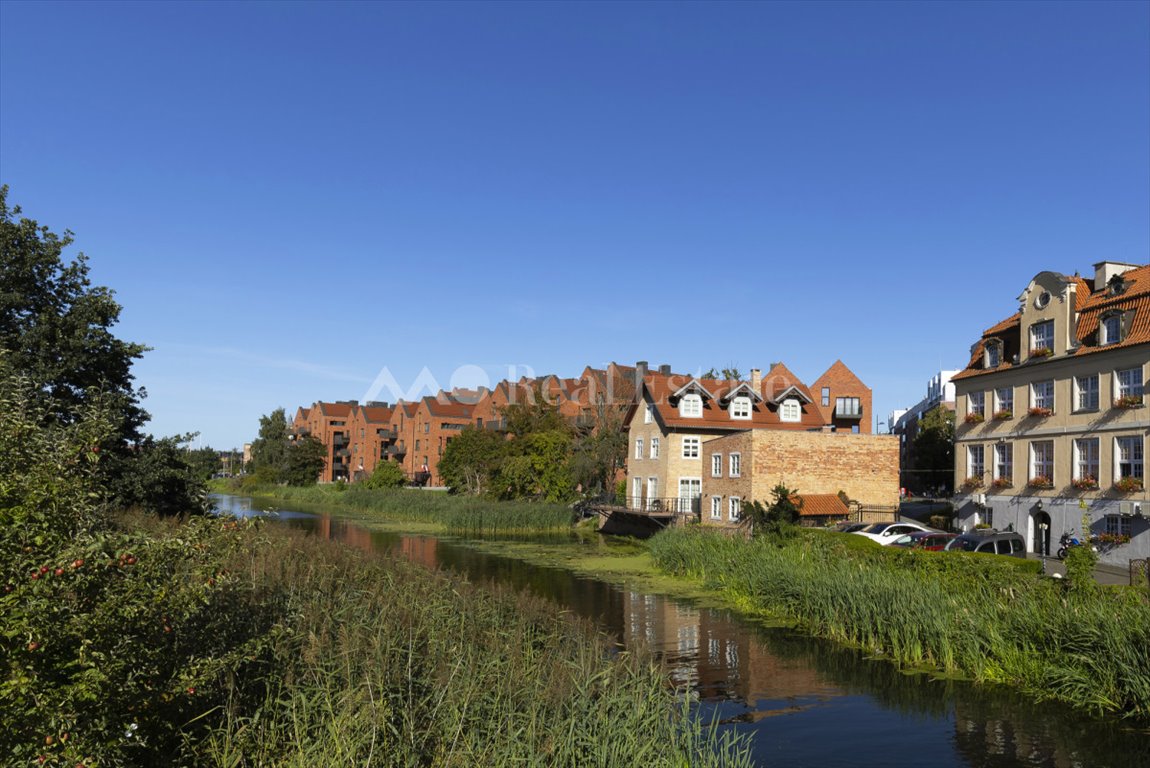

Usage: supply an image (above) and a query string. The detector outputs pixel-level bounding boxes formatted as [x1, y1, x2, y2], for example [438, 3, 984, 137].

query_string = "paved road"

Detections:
[1029, 555, 1140, 587]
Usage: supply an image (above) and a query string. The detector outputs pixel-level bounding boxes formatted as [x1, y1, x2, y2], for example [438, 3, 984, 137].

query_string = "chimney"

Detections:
[1093, 261, 1139, 292]
[750, 368, 762, 391]
[659, 364, 671, 376]
[636, 360, 648, 377]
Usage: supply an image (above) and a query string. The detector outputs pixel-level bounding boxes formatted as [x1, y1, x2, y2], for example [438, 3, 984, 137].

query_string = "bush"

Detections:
[361, 459, 407, 489]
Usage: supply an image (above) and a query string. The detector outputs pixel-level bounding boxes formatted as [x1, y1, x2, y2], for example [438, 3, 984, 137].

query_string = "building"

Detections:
[951, 261, 1149, 565]
[346, 402, 395, 481]
[291, 401, 355, 482]
[623, 360, 897, 527]
[409, 396, 476, 486]
[890, 370, 960, 495]
[810, 360, 874, 434]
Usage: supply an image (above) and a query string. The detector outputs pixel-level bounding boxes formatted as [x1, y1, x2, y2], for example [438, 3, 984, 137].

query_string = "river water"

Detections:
[210, 494, 1148, 768]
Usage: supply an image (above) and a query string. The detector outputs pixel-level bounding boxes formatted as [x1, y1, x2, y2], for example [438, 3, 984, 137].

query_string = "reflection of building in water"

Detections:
[310, 516, 378, 554]
[952, 700, 1078, 768]
[620, 591, 841, 716]
[398, 536, 439, 570]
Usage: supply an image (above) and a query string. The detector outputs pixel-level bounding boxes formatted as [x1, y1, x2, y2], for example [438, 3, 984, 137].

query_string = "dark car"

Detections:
[890, 531, 958, 551]
[834, 522, 869, 533]
[944, 529, 1026, 557]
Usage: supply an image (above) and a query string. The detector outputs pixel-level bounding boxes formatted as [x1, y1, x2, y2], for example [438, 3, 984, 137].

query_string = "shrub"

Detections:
[361, 459, 407, 489]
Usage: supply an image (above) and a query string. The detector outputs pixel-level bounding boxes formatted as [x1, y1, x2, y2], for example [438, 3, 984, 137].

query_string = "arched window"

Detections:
[679, 393, 702, 418]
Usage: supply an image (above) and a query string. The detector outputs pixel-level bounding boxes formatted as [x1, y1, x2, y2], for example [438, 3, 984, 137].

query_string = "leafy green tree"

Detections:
[104, 434, 208, 516]
[913, 405, 955, 495]
[439, 427, 508, 494]
[186, 446, 222, 481]
[362, 459, 407, 489]
[747, 483, 802, 540]
[249, 408, 290, 482]
[0, 186, 149, 442]
[570, 399, 627, 496]
[502, 393, 569, 437]
[701, 366, 743, 381]
[283, 435, 326, 486]
[499, 430, 574, 502]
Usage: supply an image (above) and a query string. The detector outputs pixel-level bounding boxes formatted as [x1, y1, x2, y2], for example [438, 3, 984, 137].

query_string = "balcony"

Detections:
[387, 441, 407, 456]
[376, 428, 398, 440]
[625, 496, 701, 516]
[834, 403, 863, 420]
[332, 434, 348, 447]
[482, 419, 507, 431]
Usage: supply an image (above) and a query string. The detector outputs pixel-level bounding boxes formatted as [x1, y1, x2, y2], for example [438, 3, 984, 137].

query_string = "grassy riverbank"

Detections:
[214, 480, 575, 536]
[648, 526, 1150, 720]
[4, 511, 752, 766]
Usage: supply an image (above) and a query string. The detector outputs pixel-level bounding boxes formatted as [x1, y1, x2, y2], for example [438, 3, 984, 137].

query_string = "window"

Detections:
[729, 453, 741, 478]
[1075, 374, 1099, 411]
[968, 445, 984, 479]
[1074, 438, 1099, 483]
[1031, 380, 1054, 411]
[969, 391, 985, 418]
[994, 387, 1013, 417]
[728, 496, 741, 523]
[710, 496, 722, 520]
[682, 436, 700, 459]
[415, 439, 420, 451]
[635, 439, 644, 459]
[780, 398, 801, 422]
[1115, 436, 1144, 481]
[680, 394, 702, 418]
[632, 477, 642, 506]
[1116, 367, 1144, 401]
[986, 342, 1001, 368]
[1030, 320, 1054, 353]
[711, 453, 722, 477]
[650, 437, 659, 459]
[424, 423, 430, 433]
[1030, 441, 1053, 485]
[679, 478, 701, 512]
[731, 396, 751, 419]
[835, 397, 861, 417]
[1105, 514, 1132, 538]
[994, 443, 1013, 484]
[644, 404, 654, 424]
[646, 478, 658, 509]
[821, 387, 830, 407]
[1101, 313, 1122, 345]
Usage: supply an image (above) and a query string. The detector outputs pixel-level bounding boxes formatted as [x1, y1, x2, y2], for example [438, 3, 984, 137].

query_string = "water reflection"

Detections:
[210, 495, 1149, 768]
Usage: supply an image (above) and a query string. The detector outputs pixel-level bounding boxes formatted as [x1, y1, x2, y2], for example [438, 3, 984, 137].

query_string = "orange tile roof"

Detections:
[316, 402, 353, 418]
[361, 405, 393, 423]
[954, 264, 1150, 381]
[795, 494, 848, 518]
[637, 370, 826, 431]
[421, 396, 475, 419]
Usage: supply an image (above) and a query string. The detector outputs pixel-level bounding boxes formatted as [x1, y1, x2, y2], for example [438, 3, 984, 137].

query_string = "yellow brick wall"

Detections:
[748, 431, 899, 507]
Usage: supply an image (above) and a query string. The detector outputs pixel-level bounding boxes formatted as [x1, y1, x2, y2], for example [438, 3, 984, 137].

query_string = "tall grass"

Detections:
[232, 483, 575, 535]
[203, 522, 753, 766]
[648, 526, 1150, 720]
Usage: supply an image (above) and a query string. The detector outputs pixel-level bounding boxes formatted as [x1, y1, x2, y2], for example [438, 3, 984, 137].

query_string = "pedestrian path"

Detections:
[1030, 555, 1136, 586]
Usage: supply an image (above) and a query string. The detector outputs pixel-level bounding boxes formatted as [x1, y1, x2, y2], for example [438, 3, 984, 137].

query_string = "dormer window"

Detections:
[985, 341, 1001, 368]
[1030, 320, 1054, 356]
[731, 396, 751, 419]
[1101, 313, 1122, 345]
[780, 398, 801, 422]
[680, 393, 702, 418]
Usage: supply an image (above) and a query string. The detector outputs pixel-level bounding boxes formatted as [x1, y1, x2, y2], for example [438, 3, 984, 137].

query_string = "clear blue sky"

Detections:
[2, 1, 1147, 450]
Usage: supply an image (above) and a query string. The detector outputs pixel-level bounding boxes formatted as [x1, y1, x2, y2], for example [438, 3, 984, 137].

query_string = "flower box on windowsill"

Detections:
[964, 412, 985, 425]
[1095, 532, 1132, 546]
[1027, 407, 1053, 418]
[1071, 476, 1099, 491]
[990, 478, 1012, 491]
[1027, 476, 1054, 490]
[1113, 395, 1144, 409]
[1029, 347, 1053, 359]
[1114, 477, 1144, 493]
[961, 477, 984, 491]
[993, 410, 1013, 421]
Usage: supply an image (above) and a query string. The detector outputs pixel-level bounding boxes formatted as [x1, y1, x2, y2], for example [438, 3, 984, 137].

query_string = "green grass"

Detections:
[648, 526, 1150, 720]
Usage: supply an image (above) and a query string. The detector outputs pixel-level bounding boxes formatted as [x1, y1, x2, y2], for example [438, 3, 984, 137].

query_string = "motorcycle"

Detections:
[1056, 530, 1098, 560]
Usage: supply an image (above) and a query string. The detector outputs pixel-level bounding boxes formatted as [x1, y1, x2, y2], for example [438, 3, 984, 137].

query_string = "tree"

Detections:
[502, 392, 569, 437]
[701, 366, 743, 381]
[361, 459, 407, 490]
[746, 483, 802, 540]
[249, 408, 290, 483]
[499, 430, 574, 502]
[0, 186, 149, 443]
[283, 435, 325, 486]
[104, 435, 208, 517]
[438, 427, 508, 495]
[186, 446, 223, 481]
[913, 405, 955, 496]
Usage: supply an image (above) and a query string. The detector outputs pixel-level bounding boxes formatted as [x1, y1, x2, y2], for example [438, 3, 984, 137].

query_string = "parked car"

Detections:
[852, 521, 937, 545]
[943, 529, 1026, 558]
[833, 522, 869, 533]
[889, 531, 958, 551]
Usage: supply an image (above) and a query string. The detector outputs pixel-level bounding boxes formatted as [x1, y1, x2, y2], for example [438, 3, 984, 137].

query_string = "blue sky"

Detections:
[2, 1, 1147, 450]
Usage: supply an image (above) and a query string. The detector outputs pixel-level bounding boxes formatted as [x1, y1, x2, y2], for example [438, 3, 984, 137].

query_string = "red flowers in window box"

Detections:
[1029, 347, 1053, 359]
[1114, 477, 1144, 493]
[1027, 476, 1054, 489]
[1072, 476, 1099, 491]
[990, 478, 1012, 491]
[1027, 406, 1053, 418]
[1113, 394, 1143, 409]
[961, 477, 984, 491]
[964, 412, 985, 425]
[993, 409, 1013, 421]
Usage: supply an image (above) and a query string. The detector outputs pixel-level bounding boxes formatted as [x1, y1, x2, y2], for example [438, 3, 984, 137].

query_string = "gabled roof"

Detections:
[770, 384, 813, 405]
[720, 381, 764, 403]
[315, 402, 353, 418]
[420, 396, 475, 419]
[670, 378, 717, 401]
[630, 370, 825, 431]
[794, 494, 848, 518]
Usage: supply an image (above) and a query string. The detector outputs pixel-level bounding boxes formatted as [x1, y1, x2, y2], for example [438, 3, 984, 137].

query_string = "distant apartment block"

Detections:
[889, 370, 960, 495]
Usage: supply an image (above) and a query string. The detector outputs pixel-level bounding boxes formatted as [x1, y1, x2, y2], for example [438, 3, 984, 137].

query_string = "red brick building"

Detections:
[810, 360, 873, 434]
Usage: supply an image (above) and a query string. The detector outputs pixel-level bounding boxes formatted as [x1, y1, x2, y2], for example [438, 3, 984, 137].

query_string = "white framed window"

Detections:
[994, 443, 1013, 484]
[1074, 374, 1099, 411]
[1073, 438, 1099, 483]
[728, 496, 741, 523]
[729, 452, 741, 478]
[710, 495, 722, 520]
[1030, 319, 1054, 353]
[711, 453, 722, 477]
[780, 398, 801, 422]
[1101, 313, 1121, 345]
[650, 437, 659, 459]
[1031, 380, 1054, 411]
[635, 438, 644, 459]
[1105, 514, 1132, 538]
[821, 387, 830, 407]
[1029, 441, 1053, 485]
[836, 397, 861, 417]
[681, 436, 700, 459]
[731, 396, 751, 419]
[968, 391, 985, 418]
[1116, 367, 1144, 401]
[994, 387, 1013, 417]
[646, 477, 658, 509]
[968, 445, 984, 479]
[632, 477, 642, 507]
[678, 478, 701, 513]
[644, 404, 654, 424]
[985, 342, 1001, 368]
[679, 394, 702, 418]
[1115, 436, 1144, 481]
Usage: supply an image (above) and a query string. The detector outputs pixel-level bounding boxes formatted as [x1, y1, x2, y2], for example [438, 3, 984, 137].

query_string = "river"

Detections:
[210, 494, 1148, 768]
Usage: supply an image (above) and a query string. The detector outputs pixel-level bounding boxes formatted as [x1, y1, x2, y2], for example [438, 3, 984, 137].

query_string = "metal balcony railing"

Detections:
[624, 496, 701, 516]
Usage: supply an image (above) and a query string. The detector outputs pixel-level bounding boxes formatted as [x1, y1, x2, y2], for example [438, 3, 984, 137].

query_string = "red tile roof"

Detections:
[315, 402, 353, 418]
[795, 494, 848, 518]
[636, 370, 826, 431]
